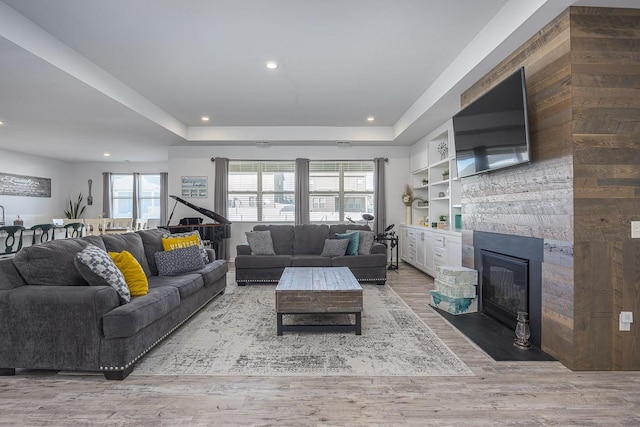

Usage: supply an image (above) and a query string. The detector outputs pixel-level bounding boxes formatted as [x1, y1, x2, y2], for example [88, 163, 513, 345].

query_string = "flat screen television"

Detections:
[453, 67, 531, 178]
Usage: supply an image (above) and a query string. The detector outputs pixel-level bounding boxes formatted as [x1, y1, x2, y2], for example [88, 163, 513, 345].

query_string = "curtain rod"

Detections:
[211, 157, 388, 163]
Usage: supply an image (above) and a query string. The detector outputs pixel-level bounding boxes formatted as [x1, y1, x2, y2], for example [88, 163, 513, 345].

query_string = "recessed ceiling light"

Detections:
[366, 116, 375, 122]
[103, 152, 111, 157]
[0, 121, 4, 126]
[201, 116, 210, 122]
[265, 61, 279, 70]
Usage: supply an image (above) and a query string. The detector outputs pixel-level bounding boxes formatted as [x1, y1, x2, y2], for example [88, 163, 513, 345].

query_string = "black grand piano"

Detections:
[162, 195, 231, 259]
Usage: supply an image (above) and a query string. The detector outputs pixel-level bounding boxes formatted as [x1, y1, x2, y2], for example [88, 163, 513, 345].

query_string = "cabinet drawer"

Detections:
[434, 247, 445, 261]
[434, 235, 445, 248]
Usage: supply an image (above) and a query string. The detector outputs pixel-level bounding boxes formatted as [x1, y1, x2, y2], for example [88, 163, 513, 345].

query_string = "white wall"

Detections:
[0, 149, 168, 226]
[1, 144, 411, 259]
[71, 161, 168, 218]
[168, 144, 410, 258]
[0, 148, 74, 226]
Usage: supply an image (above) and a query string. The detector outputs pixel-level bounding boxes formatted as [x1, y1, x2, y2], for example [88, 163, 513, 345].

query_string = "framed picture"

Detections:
[181, 176, 207, 198]
[0, 172, 52, 197]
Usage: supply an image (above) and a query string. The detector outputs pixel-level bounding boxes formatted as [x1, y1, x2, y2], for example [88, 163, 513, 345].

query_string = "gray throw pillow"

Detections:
[75, 244, 131, 304]
[155, 245, 206, 276]
[161, 230, 209, 263]
[320, 239, 350, 257]
[245, 230, 276, 255]
[348, 229, 375, 255]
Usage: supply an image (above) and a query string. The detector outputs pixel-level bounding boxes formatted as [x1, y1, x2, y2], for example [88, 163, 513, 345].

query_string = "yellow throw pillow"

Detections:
[161, 235, 200, 251]
[108, 250, 149, 296]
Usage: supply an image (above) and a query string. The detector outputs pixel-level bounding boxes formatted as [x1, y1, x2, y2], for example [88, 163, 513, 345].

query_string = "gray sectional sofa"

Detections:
[0, 229, 227, 380]
[235, 224, 387, 285]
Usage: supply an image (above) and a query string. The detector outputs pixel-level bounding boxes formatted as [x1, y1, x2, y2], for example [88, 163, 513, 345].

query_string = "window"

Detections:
[309, 161, 374, 222]
[111, 174, 161, 219]
[228, 161, 295, 222]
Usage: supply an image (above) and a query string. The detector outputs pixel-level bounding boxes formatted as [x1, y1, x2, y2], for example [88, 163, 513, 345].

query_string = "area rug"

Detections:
[132, 282, 473, 377]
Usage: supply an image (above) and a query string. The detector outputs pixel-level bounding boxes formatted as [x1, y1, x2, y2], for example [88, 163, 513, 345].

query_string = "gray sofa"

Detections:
[0, 228, 227, 380]
[235, 224, 387, 285]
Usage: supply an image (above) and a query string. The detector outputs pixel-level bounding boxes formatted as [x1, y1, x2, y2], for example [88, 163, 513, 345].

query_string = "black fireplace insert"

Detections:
[481, 250, 529, 331]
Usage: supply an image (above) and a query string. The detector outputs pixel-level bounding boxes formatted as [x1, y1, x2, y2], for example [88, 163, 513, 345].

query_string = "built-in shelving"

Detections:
[408, 119, 460, 231]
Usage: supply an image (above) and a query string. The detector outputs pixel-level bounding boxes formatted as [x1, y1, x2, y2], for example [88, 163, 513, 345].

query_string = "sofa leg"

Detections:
[378, 281, 386, 285]
[0, 368, 15, 376]
[237, 281, 246, 286]
[103, 365, 134, 380]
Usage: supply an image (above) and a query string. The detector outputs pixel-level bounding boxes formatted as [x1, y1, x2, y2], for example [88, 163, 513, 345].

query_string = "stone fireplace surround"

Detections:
[473, 231, 543, 348]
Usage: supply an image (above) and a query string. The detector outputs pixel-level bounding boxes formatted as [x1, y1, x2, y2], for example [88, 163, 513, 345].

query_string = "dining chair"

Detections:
[0, 225, 25, 255]
[83, 218, 106, 236]
[30, 223, 56, 245]
[135, 218, 148, 231]
[112, 218, 133, 229]
[63, 222, 85, 238]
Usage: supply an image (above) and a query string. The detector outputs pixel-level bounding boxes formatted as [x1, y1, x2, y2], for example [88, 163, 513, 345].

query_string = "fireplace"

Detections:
[474, 231, 543, 348]
[481, 250, 529, 332]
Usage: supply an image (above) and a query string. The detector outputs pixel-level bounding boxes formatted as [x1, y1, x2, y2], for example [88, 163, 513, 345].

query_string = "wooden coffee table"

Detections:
[275, 267, 363, 336]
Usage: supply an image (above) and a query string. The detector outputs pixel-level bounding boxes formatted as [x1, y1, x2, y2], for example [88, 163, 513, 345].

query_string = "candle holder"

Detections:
[514, 311, 532, 350]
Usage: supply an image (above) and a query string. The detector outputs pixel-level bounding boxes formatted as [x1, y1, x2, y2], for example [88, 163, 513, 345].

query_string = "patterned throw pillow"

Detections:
[335, 231, 360, 256]
[245, 230, 276, 255]
[109, 250, 149, 296]
[161, 231, 209, 263]
[348, 229, 375, 255]
[75, 244, 131, 303]
[320, 239, 350, 257]
[155, 245, 205, 276]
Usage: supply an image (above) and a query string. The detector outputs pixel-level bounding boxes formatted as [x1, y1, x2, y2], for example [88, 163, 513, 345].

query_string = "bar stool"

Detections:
[0, 225, 25, 255]
[30, 223, 56, 245]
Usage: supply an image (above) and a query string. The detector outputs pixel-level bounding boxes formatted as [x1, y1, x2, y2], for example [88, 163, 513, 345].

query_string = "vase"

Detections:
[405, 206, 412, 224]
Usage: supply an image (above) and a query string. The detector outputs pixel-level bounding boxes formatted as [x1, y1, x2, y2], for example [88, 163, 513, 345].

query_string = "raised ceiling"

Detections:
[0, 0, 637, 162]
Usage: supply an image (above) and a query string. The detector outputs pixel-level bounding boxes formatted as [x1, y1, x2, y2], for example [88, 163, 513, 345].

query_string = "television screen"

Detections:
[453, 67, 531, 178]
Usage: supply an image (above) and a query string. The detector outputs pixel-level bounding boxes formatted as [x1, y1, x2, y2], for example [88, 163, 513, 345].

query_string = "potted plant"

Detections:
[442, 169, 449, 180]
[64, 193, 87, 219]
[421, 178, 428, 186]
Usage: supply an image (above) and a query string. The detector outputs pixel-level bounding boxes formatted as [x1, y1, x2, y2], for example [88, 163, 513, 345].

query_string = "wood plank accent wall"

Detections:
[571, 7, 640, 371]
[460, 7, 640, 370]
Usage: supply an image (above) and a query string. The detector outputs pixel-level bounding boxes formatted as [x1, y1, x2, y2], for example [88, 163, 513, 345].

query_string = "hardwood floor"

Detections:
[2, 263, 640, 426]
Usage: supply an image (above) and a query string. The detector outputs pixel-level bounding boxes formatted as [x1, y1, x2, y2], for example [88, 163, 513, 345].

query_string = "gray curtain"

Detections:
[373, 158, 386, 235]
[295, 158, 309, 225]
[102, 172, 112, 218]
[160, 172, 169, 226]
[214, 158, 230, 260]
[132, 172, 140, 221]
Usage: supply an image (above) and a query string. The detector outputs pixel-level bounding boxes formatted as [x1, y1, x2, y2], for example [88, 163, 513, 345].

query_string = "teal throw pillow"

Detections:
[335, 231, 360, 256]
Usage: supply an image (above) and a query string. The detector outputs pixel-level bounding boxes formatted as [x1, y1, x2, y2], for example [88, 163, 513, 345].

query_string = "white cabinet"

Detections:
[415, 229, 427, 271]
[424, 230, 435, 276]
[399, 225, 460, 276]
[400, 226, 417, 265]
[399, 226, 409, 261]
[433, 232, 462, 272]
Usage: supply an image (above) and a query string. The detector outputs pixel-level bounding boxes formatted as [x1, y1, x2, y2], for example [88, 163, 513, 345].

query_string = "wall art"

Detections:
[0, 172, 51, 197]
[181, 176, 207, 198]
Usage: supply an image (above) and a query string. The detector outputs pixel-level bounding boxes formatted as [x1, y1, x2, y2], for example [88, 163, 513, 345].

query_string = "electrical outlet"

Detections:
[632, 221, 640, 239]
[619, 311, 633, 332]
